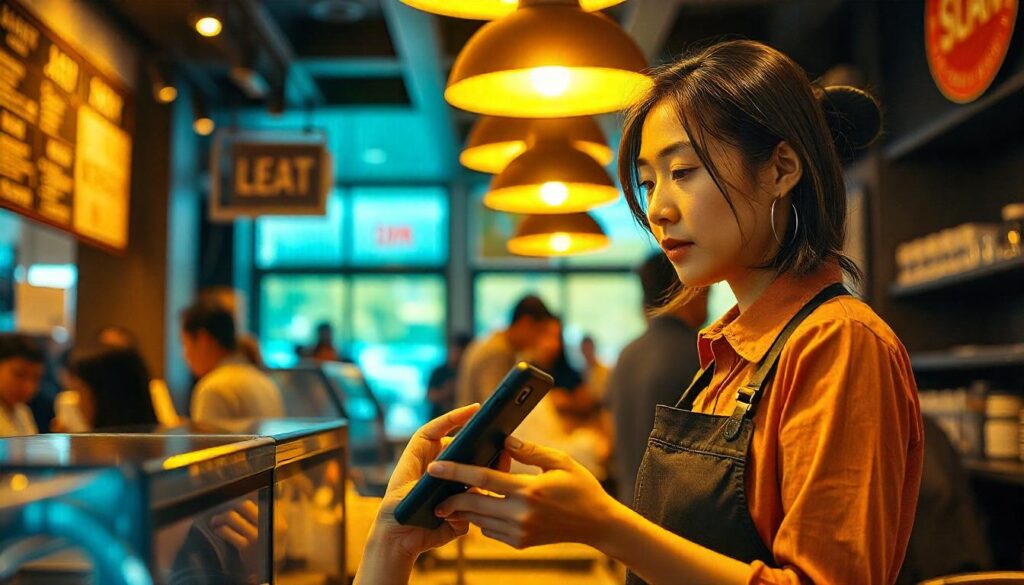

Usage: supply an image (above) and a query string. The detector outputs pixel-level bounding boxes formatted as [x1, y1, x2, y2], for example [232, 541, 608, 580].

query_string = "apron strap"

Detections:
[675, 364, 716, 410]
[721, 282, 850, 440]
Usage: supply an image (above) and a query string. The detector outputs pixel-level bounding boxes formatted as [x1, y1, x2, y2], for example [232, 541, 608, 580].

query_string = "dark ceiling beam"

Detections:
[381, 0, 458, 175]
[234, 0, 325, 107]
[301, 56, 404, 78]
[624, 0, 684, 63]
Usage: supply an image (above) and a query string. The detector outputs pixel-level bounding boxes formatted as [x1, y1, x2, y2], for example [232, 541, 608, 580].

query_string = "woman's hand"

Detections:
[355, 404, 481, 585]
[428, 435, 620, 550]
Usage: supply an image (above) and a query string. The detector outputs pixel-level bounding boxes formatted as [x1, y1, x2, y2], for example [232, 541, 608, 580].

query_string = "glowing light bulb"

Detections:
[10, 473, 28, 491]
[194, 117, 215, 136]
[157, 86, 178, 104]
[540, 182, 569, 206]
[195, 16, 223, 37]
[550, 233, 572, 253]
[530, 67, 570, 97]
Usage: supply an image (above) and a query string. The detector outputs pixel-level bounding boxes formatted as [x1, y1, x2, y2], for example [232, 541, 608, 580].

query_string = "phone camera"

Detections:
[515, 387, 533, 405]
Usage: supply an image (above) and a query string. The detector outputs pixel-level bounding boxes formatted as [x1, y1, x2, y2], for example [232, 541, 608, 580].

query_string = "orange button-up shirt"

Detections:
[691, 263, 923, 585]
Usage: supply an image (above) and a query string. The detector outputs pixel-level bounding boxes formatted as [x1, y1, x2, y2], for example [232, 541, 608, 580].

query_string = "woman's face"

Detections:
[637, 99, 778, 288]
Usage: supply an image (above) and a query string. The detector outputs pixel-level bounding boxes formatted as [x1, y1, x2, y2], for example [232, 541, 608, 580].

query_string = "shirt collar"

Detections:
[697, 263, 844, 369]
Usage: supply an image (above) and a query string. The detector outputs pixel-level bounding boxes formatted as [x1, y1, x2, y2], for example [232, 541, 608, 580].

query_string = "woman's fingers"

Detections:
[435, 491, 511, 518]
[415, 404, 480, 442]
[450, 511, 519, 536]
[427, 461, 528, 494]
[504, 436, 572, 471]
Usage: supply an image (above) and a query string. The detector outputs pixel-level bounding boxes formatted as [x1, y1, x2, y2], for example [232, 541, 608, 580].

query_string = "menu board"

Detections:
[0, 0, 133, 251]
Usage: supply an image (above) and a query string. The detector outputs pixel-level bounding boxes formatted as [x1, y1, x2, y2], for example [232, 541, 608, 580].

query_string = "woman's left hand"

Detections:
[428, 435, 619, 550]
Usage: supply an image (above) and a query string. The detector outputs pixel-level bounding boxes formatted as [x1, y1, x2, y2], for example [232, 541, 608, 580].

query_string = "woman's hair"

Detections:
[67, 345, 157, 430]
[618, 40, 880, 314]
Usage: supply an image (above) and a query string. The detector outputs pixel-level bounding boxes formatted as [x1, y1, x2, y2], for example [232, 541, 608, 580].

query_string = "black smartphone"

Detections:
[394, 362, 554, 529]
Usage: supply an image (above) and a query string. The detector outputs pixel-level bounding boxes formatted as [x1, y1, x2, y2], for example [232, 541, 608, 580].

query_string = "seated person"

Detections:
[54, 344, 158, 431]
[0, 333, 45, 436]
[180, 301, 284, 422]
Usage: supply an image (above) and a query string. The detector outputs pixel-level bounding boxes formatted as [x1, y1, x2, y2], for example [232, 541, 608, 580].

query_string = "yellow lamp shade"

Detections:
[508, 212, 609, 257]
[401, 0, 624, 20]
[485, 140, 619, 214]
[445, 0, 650, 118]
[461, 116, 613, 174]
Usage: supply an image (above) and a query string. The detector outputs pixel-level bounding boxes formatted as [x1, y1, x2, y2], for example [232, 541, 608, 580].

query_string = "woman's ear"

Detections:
[767, 141, 802, 198]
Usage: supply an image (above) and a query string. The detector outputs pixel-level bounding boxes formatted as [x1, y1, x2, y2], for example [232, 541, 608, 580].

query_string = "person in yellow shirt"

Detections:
[357, 39, 923, 585]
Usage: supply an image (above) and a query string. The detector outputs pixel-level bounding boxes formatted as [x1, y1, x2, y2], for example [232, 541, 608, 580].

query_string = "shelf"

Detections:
[884, 69, 1024, 161]
[889, 254, 1024, 299]
[911, 345, 1024, 373]
[963, 459, 1024, 487]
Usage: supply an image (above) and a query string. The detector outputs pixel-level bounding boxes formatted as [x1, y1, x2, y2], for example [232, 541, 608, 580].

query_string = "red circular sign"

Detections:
[926, 0, 1018, 103]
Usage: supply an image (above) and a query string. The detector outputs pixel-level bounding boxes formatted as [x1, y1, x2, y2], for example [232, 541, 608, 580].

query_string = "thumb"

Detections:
[504, 435, 571, 471]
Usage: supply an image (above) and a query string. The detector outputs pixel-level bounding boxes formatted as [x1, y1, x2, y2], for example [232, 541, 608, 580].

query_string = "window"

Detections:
[256, 192, 346, 268]
[471, 183, 654, 368]
[253, 187, 449, 435]
[351, 275, 446, 435]
[259, 274, 347, 368]
[350, 186, 448, 267]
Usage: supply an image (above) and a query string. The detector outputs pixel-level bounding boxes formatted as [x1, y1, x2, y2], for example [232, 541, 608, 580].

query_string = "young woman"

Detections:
[357, 40, 923, 585]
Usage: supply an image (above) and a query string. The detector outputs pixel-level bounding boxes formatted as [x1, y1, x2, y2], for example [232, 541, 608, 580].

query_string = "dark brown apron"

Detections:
[625, 283, 849, 584]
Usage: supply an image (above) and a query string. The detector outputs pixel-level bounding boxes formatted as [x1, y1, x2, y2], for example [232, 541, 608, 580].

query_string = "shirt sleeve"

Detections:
[748, 319, 923, 585]
[191, 381, 235, 423]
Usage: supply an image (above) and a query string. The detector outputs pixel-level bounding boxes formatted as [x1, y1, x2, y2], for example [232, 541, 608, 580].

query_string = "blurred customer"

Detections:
[55, 344, 158, 431]
[0, 333, 44, 436]
[515, 318, 609, 479]
[181, 301, 284, 422]
[309, 322, 350, 363]
[580, 335, 610, 403]
[456, 294, 556, 406]
[91, 324, 180, 426]
[237, 334, 266, 369]
[606, 253, 708, 504]
[426, 333, 472, 420]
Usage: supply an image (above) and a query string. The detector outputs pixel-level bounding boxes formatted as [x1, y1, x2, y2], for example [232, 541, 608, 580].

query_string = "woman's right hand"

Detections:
[355, 404, 482, 585]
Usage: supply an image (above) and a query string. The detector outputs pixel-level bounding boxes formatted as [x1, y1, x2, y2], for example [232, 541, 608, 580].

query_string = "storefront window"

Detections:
[258, 274, 348, 368]
[351, 275, 446, 435]
[253, 187, 449, 434]
[256, 192, 346, 268]
[350, 186, 448, 267]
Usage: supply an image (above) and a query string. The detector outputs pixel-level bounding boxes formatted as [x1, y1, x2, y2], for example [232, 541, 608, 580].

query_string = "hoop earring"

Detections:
[770, 199, 799, 246]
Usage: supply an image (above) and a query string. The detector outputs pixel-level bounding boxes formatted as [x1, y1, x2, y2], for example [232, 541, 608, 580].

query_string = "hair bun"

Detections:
[819, 85, 882, 162]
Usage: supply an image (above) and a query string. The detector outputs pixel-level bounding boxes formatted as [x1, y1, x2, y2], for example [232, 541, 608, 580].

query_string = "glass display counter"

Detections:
[268, 363, 393, 496]
[0, 434, 276, 585]
[152, 419, 349, 585]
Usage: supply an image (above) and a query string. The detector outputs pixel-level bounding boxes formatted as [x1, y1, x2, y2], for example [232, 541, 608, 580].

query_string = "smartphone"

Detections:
[394, 362, 554, 529]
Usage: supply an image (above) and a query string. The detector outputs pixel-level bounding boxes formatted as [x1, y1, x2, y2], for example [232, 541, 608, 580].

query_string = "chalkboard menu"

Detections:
[0, 0, 133, 252]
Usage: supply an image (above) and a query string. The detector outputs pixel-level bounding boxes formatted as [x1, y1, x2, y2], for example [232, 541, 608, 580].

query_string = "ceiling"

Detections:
[94, 0, 856, 182]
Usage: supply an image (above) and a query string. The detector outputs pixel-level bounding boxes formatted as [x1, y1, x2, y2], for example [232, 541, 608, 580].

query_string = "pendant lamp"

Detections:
[485, 138, 618, 214]
[445, 0, 650, 118]
[400, 0, 624, 20]
[461, 116, 613, 174]
[508, 212, 609, 257]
